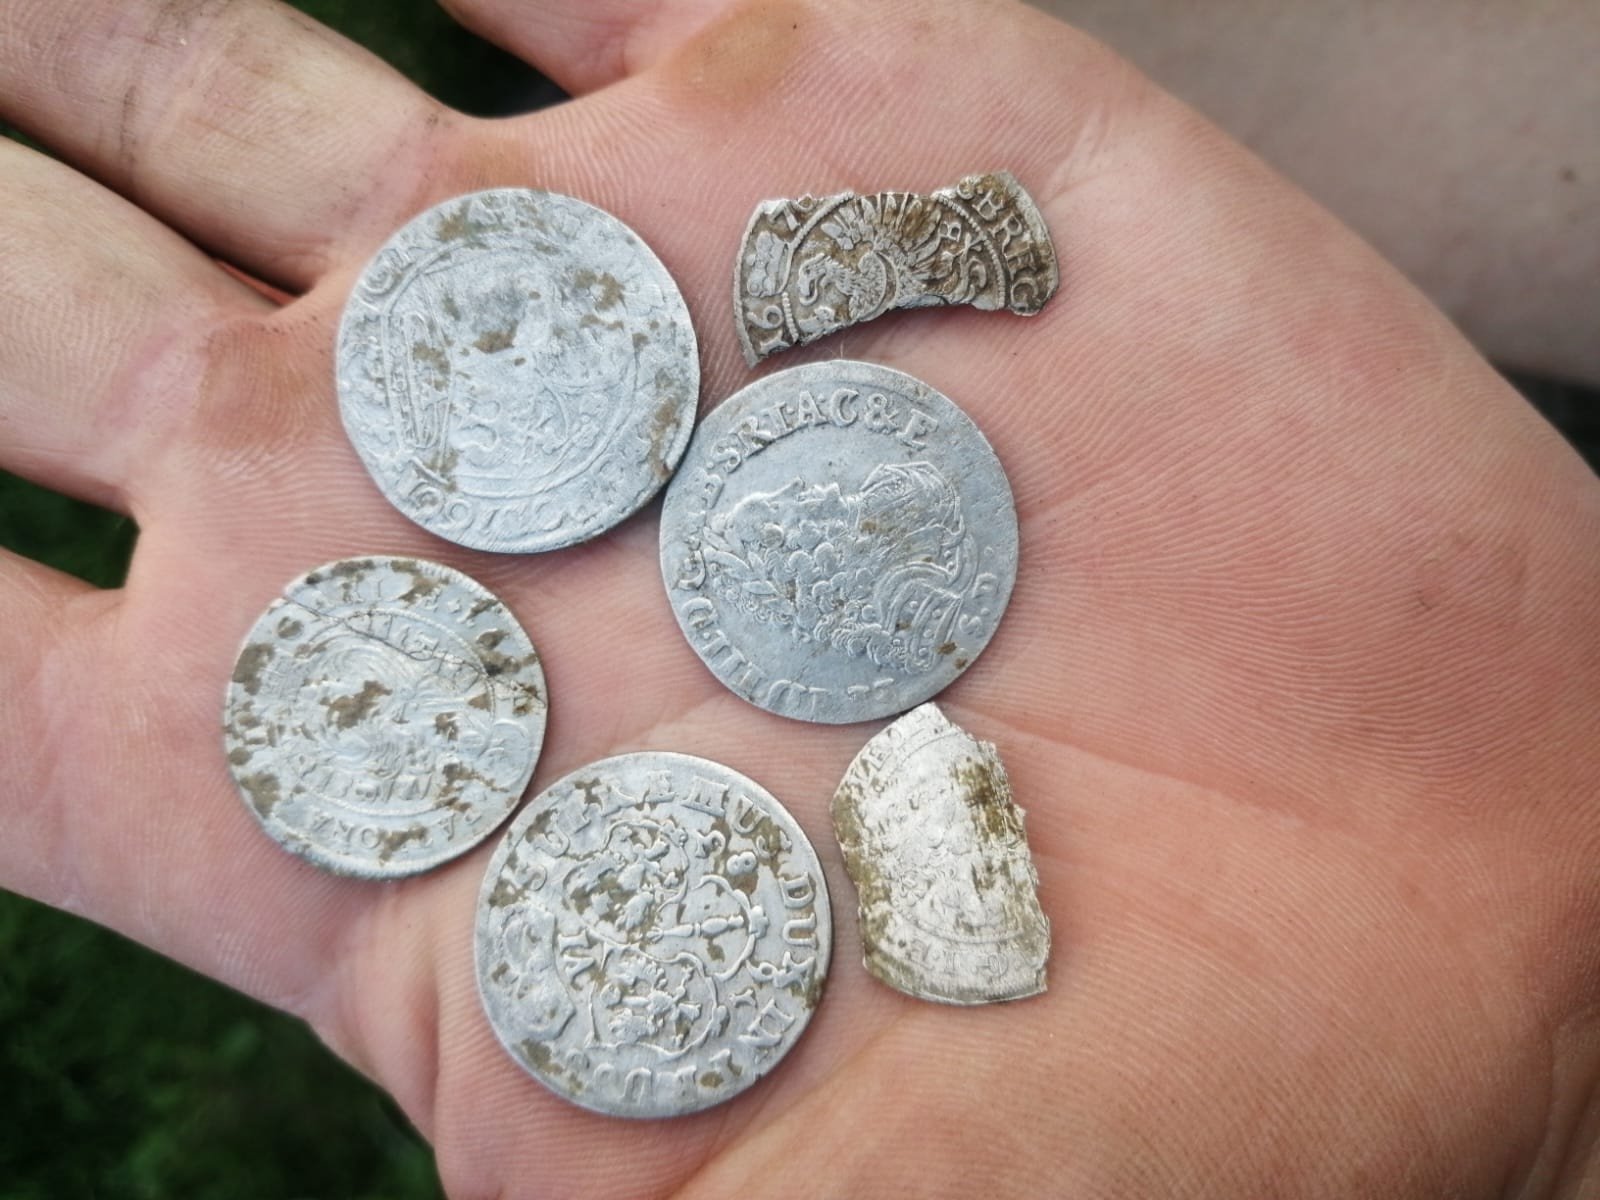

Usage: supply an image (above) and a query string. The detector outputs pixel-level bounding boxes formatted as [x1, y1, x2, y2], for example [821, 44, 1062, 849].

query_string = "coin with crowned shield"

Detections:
[659, 361, 1018, 724]
[337, 188, 699, 552]
[475, 752, 831, 1118]
[222, 556, 546, 878]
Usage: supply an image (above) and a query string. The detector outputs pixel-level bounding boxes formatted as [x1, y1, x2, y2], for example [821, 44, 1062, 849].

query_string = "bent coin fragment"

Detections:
[337, 187, 699, 552]
[476, 752, 831, 1118]
[222, 556, 546, 878]
[832, 703, 1048, 1005]
[659, 360, 1019, 725]
[734, 170, 1058, 364]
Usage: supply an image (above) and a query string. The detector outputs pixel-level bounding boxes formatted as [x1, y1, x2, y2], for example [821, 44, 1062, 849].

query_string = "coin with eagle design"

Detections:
[222, 556, 546, 878]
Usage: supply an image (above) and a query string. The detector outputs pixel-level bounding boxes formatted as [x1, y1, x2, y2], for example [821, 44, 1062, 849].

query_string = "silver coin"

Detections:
[659, 360, 1019, 724]
[337, 188, 699, 553]
[223, 556, 547, 878]
[475, 752, 831, 1118]
[833, 703, 1049, 1005]
[734, 171, 1059, 365]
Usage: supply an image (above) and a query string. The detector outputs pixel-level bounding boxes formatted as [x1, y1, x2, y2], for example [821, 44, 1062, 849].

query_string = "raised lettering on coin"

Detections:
[734, 171, 1058, 364]
[832, 703, 1048, 1004]
[475, 752, 831, 1118]
[337, 188, 699, 552]
[222, 556, 546, 878]
[660, 360, 1019, 724]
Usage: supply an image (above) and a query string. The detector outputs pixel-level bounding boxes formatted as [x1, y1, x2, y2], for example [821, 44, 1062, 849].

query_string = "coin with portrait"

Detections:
[660, 360, 1018, 723]
[337, 188, 698, 552]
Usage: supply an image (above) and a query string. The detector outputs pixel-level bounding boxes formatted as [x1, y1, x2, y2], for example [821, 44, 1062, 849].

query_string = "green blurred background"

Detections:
[1, 5, 1597, 1199]
[0, 5, 547, 1197]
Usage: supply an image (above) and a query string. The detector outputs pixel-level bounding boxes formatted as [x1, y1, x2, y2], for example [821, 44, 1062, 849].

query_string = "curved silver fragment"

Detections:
[734, 171, 1059, 365]
[832, 703, 1049, 1005]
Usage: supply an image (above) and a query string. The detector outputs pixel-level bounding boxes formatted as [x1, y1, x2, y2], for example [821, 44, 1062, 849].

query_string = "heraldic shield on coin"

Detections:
[475, 753, 831, 1118]
[659, 360, 1019, 724]
[222, 557, 547, 879]
[832, 704, 1049, 1005]
[734, 171, 1059, 364]
[337, 188, 699, 553]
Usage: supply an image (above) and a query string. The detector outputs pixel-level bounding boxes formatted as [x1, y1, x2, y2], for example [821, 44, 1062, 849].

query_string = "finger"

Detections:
[0, 0, 461, 291]
[0, 542, 386, 1025]
[0, 551, 99, 910]
[439, 0, 734, 94]
[0, 140, 268, 511]
[0, 550, 93, 820]
[484, 0, 1124, 394]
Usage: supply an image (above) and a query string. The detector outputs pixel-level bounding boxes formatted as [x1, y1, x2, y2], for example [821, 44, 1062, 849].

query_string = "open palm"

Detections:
[3, 1, 1598, 1195]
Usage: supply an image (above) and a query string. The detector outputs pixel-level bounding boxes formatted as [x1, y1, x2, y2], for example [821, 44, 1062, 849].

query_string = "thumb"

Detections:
[437, 0, 741, 95]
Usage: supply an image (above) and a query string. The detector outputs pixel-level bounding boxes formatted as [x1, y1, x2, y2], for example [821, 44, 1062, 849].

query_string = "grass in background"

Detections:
[0, 5, 546, 1197]
[0, 477, 136, 588]
[0, 893, 440, 1200]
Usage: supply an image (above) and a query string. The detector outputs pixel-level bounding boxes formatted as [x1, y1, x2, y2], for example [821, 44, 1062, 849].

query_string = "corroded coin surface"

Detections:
[475, 752, 830, 1118]
[337, 188, 699, 552]
[734, 171, 1058, 364]
[832, 704, 1049, 1005]
[223, 557, 546, 878]
[660, 360, 1018, 724]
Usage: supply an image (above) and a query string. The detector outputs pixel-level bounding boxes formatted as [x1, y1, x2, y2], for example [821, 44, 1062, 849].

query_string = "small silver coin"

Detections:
[833, 703, 1049, 1005]
[660, 360, 1019, 724]
[337, 188, 699, 553]
[475, 752, 831, 1118]
[734, 171, 1059, 365]
[223, 556, 546, 878]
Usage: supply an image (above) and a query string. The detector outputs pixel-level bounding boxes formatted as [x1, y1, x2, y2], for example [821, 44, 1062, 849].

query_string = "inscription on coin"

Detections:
[832, 704, 1049, 1005]
[734, 171, 1058, 364]
[337, 188, 699, 552]
[660, 360, 1018, 724]
[475, 753, 830, 1118]
[222, 556, 546, 878]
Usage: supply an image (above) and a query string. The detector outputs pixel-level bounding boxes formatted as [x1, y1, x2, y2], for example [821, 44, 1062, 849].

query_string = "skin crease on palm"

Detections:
[0, 0, 1597, 1196]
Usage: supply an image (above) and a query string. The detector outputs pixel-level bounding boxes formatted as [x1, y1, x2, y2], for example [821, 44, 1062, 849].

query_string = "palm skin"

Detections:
[2, 0, 1597, 1196]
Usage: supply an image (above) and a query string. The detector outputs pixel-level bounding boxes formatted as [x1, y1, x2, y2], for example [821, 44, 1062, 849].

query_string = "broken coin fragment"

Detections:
[734, 171, 1058, 364]
[832, 703, 1048, 1005]
[222, 556, 547, 878]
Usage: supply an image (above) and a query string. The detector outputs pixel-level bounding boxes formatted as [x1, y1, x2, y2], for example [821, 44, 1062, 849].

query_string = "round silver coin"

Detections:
[659, 360, 1018, 724]
[475, 752, 831, 1118]
[336, 188, 699, 553]
[223, 556, 547, 878]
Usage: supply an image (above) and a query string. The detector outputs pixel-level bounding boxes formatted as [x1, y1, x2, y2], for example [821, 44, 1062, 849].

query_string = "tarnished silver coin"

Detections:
[660, 360, 1018, 724]
[734, 171, 1059, 364]
[337, 188, 699, 552]
[475, 752, 830, 1118]
[833, 703, 1049, 1005]
[223, 556, 546, 878]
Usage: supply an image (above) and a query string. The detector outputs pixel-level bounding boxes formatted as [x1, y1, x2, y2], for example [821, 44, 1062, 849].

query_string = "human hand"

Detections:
[1023, 0, 1600, 387]
[2, 1, 1597, 1196]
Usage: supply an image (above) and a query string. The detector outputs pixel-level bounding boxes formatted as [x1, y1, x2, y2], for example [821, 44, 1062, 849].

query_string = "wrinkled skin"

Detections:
[1, 1, 1597, 1196]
